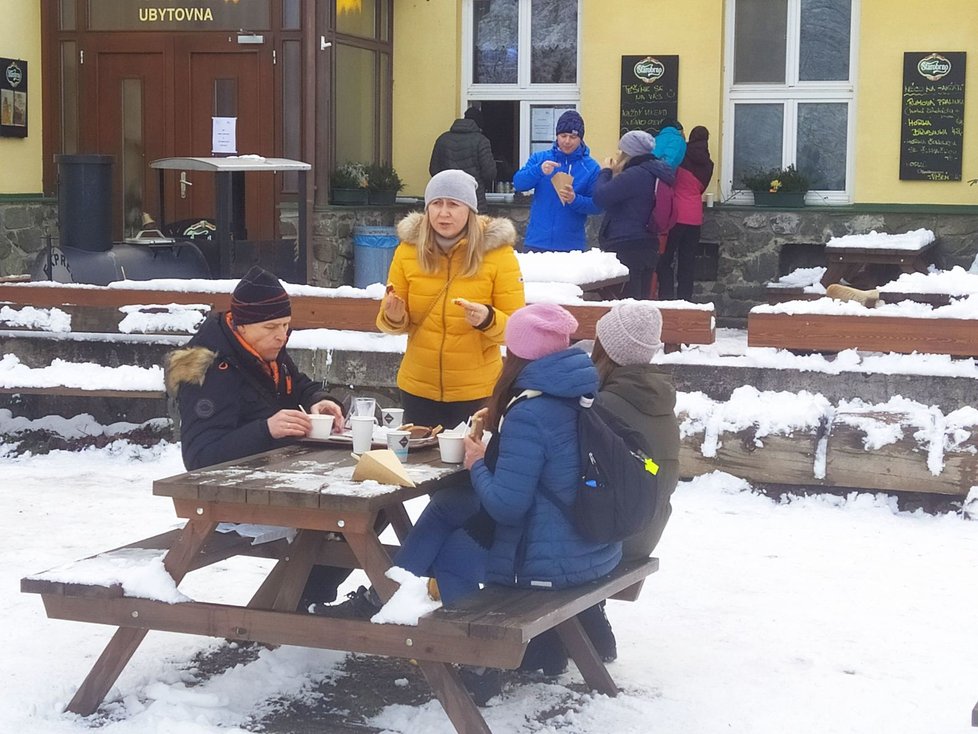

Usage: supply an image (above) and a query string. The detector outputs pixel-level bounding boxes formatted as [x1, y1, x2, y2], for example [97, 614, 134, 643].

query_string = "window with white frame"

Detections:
[462, 0, 581, 186]
[724, 0, 857, 204]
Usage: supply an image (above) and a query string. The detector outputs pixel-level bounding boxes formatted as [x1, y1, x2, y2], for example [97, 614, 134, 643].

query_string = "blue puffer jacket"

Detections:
[512, 141, 602, 252]
[593, 154, 676, 252]
[469, 348, 622, 589]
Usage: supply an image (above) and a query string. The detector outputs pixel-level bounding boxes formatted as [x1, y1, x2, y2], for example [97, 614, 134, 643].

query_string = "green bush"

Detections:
[331, 162, 368, 189]
[365, 163, 405, 192]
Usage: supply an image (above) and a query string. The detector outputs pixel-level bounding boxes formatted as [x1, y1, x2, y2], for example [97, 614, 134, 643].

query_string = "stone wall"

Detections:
[0, 198, 57, 278]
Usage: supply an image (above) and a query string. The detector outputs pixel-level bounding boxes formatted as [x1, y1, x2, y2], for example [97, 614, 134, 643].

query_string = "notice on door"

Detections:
[619, 55, 678, 138]
[899, 51, 966, 181]
[212, 117, 237, 155]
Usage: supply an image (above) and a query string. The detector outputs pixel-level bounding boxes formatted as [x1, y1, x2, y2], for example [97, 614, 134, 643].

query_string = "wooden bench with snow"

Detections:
[0, 272, 715, 347]
[675, 387, 977, 496]
[20, 442, 658, 734]
[820, 228, 938, 289]
[750, 265, 978, 357]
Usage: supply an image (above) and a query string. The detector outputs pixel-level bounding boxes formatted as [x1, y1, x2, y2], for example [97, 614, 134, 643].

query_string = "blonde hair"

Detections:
[610, 151, 630, 177]
[416, 209, 488, 278]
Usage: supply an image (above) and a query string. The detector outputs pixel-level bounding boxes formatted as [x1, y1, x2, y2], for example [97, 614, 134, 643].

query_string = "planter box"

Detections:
[331, 188, 369, 205]
[751, 190, 806, 207]
[368, 189, 398, 205]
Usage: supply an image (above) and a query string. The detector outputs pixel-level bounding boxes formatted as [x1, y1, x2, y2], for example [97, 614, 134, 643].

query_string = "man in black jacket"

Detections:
[166, 265, 347, 608]
[429, 106, 497, 212]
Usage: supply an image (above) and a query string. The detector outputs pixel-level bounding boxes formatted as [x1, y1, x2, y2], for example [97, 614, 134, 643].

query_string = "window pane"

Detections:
[530, 0, 577, 84]
[282, 41, 302, 192]
[61, 41, 78, 154]
[282, 0, 301, 29]
[799, 0, 851, 81]
[337, 0, 376, 39]
[379, 53, 391, 163]
[473, 0, 518, 84]
[733, 104, 783, 187]
[60, 0, 76, 30]
[336, 44, 376, 163]
[797, 103, 847, 189]
[734, 0, 786, 83]
[121, 78, 143, 237]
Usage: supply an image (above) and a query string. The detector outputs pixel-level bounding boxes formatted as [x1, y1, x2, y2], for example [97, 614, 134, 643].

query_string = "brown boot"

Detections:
[826, 283, 879, 307]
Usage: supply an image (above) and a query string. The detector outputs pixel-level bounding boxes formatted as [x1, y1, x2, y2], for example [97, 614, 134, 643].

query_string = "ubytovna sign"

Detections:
[88, 0, 271, 31]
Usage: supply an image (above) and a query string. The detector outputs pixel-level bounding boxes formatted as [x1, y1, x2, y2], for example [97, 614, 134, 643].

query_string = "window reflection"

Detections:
[473, 0, 518, 84]
[799, 0, 851, 81]
[734, 0, 787, 83]
[337, 0, 377, 39]
[798, 103, 847, 189]
[732, 104, 783, 186]
[530, 0, 577, 84]
[336, 44, 376, 163]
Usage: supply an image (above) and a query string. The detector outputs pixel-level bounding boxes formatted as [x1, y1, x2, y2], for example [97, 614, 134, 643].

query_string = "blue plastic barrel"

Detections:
[353, 226, 399, 288]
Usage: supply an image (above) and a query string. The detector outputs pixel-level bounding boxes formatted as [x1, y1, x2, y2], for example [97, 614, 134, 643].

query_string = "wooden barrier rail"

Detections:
[0, 284, 715, 346]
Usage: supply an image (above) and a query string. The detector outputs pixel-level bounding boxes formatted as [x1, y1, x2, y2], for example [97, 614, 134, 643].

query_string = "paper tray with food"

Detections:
[305, 423, 442, 449]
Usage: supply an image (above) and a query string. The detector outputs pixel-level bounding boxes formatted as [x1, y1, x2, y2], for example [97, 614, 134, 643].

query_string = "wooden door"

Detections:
[170, 39, 276, 241]
[89, 40, 170, 241]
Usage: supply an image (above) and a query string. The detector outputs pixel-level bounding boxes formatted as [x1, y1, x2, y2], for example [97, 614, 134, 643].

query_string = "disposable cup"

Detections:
[386, 429, 411, 461]
[354, 397, 377, 421]
[307, 414, 334, 440]
[350, 415, 376, 454]
[381, 407, 405, 429]
[704, 192, 715, 208]
[437, 432, 465, 464]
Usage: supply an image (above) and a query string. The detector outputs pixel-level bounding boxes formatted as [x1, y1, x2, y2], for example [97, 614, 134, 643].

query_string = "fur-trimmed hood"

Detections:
[165, 346, 217, 396]
[395, 211, 516, 251]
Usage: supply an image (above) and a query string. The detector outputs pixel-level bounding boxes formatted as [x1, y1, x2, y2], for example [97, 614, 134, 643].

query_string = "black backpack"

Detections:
[525, 393, 660, 544]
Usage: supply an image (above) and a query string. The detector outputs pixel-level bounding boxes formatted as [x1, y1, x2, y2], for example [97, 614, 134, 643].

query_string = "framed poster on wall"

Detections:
[0, 57, 27, 138]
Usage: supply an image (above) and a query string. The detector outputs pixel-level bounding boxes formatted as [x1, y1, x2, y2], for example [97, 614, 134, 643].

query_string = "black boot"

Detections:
[458, 666, 503, 707]
[578, 601, 617, 663]
[518, 629, 567, 676]
[310, 585, 382, 619]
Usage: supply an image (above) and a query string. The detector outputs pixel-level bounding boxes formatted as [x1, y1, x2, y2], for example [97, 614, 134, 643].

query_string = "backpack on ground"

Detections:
[512, 391, 659, 544]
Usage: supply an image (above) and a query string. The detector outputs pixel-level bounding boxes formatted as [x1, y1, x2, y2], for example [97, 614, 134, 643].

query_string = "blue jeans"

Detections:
[393, 485, 488, 605]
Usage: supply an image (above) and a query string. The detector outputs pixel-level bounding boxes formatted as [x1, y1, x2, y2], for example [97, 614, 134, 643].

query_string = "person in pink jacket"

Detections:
[655, 126, 714, 300]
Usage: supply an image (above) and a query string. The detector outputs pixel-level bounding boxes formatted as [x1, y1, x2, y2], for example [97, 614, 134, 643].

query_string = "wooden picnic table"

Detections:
[22, 442, 657, 733]
[820, 240, 937, 290]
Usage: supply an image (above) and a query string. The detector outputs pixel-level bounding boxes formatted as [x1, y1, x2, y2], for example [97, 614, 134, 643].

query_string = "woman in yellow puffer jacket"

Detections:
[377, 170, 525, 428]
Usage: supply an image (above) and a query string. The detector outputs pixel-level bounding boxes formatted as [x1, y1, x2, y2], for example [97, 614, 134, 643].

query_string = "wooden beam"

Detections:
[748, 312, 978, 357]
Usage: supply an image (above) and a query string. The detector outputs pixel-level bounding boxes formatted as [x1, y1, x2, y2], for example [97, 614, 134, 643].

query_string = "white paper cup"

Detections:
[307, 414, 334, 440]
[704, 192, 715, 208]
[386, 429, 411, 461]
[350, 415, 375, 454]
[354, 397, 377, 421]
[437, 432, 465, 464]
[381, 407, 405, 429]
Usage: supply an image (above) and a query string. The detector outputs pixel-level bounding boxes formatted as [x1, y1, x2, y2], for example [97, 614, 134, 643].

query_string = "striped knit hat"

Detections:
[230, 266, 291, 325]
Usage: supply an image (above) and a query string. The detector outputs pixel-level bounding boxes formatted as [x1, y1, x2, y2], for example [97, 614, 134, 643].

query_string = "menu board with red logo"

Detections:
[0, 58, 28, 138]
[619, 55, 679, 138]
[899, 51, 966, 181]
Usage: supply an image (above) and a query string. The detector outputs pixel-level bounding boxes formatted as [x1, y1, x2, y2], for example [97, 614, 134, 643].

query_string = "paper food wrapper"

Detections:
[550, 171, 574, 204]
[352, 449, 416, 487]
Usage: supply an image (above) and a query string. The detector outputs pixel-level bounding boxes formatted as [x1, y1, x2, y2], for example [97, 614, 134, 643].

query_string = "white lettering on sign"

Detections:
[139, 7, 215, 23]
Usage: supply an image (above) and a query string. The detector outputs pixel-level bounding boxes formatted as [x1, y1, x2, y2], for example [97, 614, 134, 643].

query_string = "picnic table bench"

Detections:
[820, 234, 937, 290]
[21, 442, 658, 734]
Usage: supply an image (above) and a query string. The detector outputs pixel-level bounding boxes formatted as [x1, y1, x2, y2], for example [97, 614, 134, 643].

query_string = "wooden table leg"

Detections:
[65, 517, 217, 715]
[343, 527, 399, 601]
[248, 529, 323, 610]
[416, 660, 492, 734]
[556, 616, 618, 697]
[385, 502, 414, 544]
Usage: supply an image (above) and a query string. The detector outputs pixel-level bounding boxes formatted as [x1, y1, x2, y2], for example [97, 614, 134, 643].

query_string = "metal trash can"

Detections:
[353, 225, 399, 288]
[56, 154, 115, 252]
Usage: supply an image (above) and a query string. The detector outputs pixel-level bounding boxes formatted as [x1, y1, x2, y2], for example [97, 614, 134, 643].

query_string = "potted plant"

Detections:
[330, 162, 369, 205]
[741, 164, 810, 207]
[365, 163, 405, 205]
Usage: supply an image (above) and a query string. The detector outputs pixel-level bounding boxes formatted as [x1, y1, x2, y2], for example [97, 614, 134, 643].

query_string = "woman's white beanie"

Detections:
[425, 169, 479, 212]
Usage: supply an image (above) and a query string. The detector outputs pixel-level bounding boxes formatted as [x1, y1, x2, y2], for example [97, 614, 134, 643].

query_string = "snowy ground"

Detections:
[3, 441, 977, 734]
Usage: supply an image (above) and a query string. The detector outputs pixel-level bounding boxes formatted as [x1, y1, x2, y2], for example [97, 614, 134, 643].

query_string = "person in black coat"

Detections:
[165, 265, 347, 608]
[429, 107, 497, 212]
[593, 130, 676, 299]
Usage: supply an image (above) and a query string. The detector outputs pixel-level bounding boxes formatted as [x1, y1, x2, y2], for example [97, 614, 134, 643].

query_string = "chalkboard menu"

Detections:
[0, 58, 28, 138]
[899, 51, 966, 181]
[619, 55, 678, 137]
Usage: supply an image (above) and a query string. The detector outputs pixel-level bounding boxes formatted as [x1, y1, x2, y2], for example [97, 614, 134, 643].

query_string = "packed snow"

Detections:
[823, 228, 935, 251]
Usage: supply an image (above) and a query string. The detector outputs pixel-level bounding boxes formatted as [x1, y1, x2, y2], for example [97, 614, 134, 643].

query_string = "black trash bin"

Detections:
[56, 154, 114, 252]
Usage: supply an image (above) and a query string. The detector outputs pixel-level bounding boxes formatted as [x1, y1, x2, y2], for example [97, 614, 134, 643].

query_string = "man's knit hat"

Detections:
[619, 130, 655, 158]
[595, 301, 663, 365]
[424, 169, 479, 213]
[505, 303, 579, 360]
[230, 266, 291, 326]
[555, 110, 585, 138]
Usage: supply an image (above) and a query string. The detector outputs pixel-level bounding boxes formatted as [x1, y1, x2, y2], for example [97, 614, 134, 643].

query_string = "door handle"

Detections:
[180, 171, 193, 199]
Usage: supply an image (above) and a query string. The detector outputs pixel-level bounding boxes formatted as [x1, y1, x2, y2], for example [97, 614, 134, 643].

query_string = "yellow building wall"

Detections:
[856, 1, 978, 204]
[580, 0, 724, 196]
[392, 1, 463, 196]
[0, 0, 42, 195]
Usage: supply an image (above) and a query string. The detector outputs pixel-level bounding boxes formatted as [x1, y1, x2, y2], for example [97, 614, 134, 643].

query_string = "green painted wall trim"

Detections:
[718, 203, 978, 214]
[0, 194, 55, 203]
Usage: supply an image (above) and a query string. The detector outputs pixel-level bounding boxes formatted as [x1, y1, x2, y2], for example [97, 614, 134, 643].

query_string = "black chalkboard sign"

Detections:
[619, 55, 678, 137]
[899, 51, 966, 181]
[0, 58, 28, 138]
